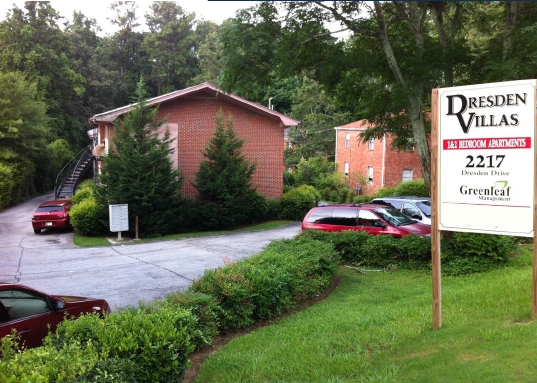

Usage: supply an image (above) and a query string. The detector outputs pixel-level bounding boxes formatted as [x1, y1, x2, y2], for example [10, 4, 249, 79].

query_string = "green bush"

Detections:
[393, 179, 429, 197]
[300, 230, 431, 269]
[164, 291, 221, 350]
[70, 186, 93, 205]
[190, 265, 256, 330]
[47, 308, 195, 383]
[0, 163, 15, 210]
[266, 199, 282, 220]
[190, 237, 339, 331]
[280, 184, 321, 221]
[374, 186, 396, 197]
[70, 198, 109, 236]
[441, 232, 516, 275]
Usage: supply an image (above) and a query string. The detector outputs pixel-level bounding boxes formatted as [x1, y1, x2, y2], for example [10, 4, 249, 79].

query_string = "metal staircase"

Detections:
[54, 145, 94, 199]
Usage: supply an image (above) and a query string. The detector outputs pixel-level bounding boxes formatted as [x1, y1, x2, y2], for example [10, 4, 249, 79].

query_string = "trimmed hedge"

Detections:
[190, 237, 339, 331]
[299, 229, 514, 275]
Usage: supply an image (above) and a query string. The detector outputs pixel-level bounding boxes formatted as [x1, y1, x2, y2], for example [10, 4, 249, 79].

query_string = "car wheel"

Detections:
[34, 228, 41, 234]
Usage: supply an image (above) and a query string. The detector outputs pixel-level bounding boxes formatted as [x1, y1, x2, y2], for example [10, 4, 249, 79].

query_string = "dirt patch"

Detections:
[183, 276, 342, 383]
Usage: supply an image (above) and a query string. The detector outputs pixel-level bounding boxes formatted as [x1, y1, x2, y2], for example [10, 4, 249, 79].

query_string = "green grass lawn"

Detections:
[194, 247, 537, 383]
[73, 220, 295, 247]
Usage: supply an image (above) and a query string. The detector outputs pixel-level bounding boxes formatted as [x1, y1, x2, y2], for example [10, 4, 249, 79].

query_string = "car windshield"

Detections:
[374, 207, 416, 226]
[36, 206, 63, 213]
[416, 201, 431, 217]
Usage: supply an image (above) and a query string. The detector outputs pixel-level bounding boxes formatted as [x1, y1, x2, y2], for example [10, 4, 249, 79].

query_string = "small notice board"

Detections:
[109, 204, 129, 232]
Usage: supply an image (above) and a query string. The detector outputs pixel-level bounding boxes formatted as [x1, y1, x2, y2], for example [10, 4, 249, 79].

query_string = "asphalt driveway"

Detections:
[0, 194, 301, 310]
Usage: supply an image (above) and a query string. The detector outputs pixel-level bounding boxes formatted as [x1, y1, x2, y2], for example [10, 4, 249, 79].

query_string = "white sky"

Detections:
[0, 1, 259, 34]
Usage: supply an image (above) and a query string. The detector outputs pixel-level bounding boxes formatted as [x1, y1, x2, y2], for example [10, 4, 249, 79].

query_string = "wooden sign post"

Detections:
[432, 80, 537, 329]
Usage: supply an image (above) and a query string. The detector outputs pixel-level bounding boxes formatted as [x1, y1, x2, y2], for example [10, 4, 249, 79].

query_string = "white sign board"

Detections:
[438, 79, 535, 237]
[109, 204, 129, 232]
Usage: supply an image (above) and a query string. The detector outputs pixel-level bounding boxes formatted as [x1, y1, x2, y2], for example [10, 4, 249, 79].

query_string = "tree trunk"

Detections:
[375, 2, 431, 189]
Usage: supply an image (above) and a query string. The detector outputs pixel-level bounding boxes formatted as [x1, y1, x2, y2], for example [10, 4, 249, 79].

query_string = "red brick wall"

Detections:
[382, 135, 423, 188]
[335, 129, 423, 195]
[336, 129, 384, 195]
[155, 97, 284, 200]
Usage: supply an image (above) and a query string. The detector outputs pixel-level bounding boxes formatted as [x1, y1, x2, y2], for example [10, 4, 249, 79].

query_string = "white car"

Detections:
[370, 197, 431, 226]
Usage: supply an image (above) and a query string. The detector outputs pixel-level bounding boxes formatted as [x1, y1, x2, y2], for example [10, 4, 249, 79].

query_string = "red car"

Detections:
[31, 199, 73, 234]
[0, 283, 110, 349]
[302, 203, 431, 238]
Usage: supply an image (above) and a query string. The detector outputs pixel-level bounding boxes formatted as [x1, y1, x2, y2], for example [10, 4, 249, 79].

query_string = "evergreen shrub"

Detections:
[280, 184, 321, 221]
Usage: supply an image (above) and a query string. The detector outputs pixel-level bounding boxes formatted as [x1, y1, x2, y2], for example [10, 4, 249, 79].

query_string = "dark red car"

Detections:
[31, 199, 73, 234]
[302, 203, 431, 238]
[0, 283, 110, 349]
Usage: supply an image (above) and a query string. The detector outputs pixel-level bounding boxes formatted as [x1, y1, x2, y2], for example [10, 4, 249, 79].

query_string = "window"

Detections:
[367, 166, 373, 183]
[402, 202, 421, 218]
[306, 208, 334, 224]
[345, 133, 350, 147]
[0, 290, 51, 321]
[358, 209, 382, 227]
[368, 137, 375, 150]
[344, 162, 349, 177]
[402, 169, 413, 182]
[331, 207, 358, 226]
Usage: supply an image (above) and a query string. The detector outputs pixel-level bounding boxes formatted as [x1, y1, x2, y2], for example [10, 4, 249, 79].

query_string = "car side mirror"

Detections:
[375, 221, 386, 228]
[54, 300, 64, 310]
[411, 213, 422, 219]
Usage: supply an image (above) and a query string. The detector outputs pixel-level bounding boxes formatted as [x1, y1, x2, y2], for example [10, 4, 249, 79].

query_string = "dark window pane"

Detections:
[331, 207, 357, 226]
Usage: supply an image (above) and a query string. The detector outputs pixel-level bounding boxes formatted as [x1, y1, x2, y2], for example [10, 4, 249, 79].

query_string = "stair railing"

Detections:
[54, 145, 93, 199]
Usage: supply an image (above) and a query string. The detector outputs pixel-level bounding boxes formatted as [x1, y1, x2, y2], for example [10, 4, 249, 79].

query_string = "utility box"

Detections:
[109, 204, 129, 232]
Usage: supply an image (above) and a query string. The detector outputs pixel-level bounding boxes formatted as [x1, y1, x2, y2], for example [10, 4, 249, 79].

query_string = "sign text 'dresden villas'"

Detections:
[437, 80, 535, 237]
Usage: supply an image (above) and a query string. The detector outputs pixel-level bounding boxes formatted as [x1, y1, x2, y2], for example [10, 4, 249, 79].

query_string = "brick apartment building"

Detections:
[334, 119, 423, 195]
[89, 82, 300, 200]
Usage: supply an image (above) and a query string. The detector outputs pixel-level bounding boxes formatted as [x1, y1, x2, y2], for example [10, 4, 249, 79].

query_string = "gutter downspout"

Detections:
[381, 133, 387, 187]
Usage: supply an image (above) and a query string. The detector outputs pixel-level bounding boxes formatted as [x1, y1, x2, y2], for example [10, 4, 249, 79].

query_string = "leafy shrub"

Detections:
[70, 186, 93, 205]
[266, 199, 282, 220]
[374, 187, 396, 197]
[47, 308, 195, 383]
[300, 230, 430, 269]
[190, 237, 339, 331]
[190, 265, 256, 330]
[393, 179, 429, 197]
[0, 163, 15, 210]
[280, 184, 321, 221]
[300, 229, 370, 264]
[441, 232, 516, 275]
[164, 291, 221, 349]
[70, 198, 108, 235]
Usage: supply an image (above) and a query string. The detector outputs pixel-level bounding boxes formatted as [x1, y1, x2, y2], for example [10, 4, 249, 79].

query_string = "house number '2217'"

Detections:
[465, 155, 505, 168]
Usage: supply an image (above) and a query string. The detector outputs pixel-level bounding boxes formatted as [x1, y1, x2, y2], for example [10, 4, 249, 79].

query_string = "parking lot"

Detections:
[0, 194, 301, 310]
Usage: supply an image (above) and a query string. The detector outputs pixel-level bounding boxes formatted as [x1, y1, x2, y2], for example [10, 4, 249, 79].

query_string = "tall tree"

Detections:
[95, 79, 185, 237]
[143, 2, 197, 94]
[286, 75, 352, 167]
[193, 110, 260, 229]
[0, 1, 86, 147]
[98, 1, 147, 105]
[0, 71, 50, 202]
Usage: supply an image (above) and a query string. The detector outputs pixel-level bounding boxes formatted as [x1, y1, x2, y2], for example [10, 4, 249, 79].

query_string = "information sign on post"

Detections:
[438, 80, 535, 237]
[109, 204, 129, 240]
